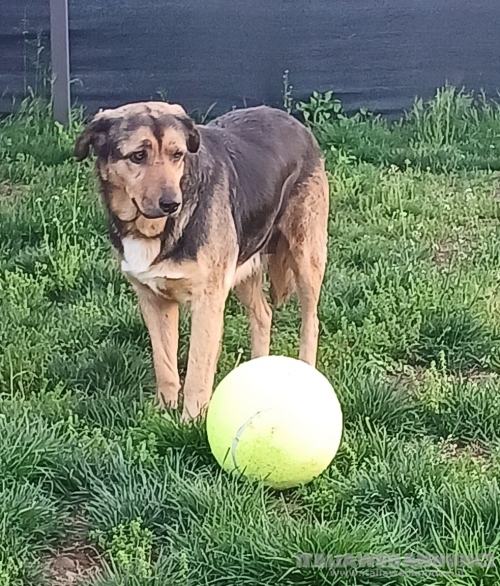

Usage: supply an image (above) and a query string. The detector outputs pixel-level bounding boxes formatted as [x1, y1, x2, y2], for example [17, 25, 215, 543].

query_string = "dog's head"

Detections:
[75, 102, 200, 225]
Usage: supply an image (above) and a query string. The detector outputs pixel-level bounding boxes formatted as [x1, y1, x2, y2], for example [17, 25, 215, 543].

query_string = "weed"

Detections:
[297, 90, 345, 125]
[414, 351, 452, 414]
[282, 70, 294, 114]
[91, 518, 153, 579]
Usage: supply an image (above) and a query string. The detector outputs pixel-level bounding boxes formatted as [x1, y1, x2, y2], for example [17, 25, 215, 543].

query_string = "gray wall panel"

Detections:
[1, 0, 499, 117]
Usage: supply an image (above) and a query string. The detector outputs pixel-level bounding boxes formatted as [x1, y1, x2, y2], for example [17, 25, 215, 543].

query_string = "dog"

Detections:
[75, 102, 329, 421]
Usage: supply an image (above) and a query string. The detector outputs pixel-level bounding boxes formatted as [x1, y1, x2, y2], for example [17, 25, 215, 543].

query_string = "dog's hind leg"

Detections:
[295, 250, 326, 366]
[234, 267, 272, 358]
[294, 167, 329, 365]
[274, 164, 329, 366]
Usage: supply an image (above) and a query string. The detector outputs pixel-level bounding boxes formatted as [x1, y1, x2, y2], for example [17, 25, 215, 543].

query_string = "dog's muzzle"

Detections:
[158, 199, 180, 215]
[131, 198, 177, 219]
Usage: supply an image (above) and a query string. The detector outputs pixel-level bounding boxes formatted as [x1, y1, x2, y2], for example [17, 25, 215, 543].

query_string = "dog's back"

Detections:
[207, 105, 319, 158]
[201, 106, 324, 264]
[206, 106, 321, 183]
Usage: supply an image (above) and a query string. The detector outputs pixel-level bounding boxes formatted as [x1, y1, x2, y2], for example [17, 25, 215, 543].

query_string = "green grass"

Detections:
[1, 89, 500, 584]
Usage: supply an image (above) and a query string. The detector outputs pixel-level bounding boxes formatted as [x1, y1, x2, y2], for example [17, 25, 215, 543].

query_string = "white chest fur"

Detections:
[121, 237, 161, 276]
[121, 237, 261, 297]
[121, 237, 189, 294]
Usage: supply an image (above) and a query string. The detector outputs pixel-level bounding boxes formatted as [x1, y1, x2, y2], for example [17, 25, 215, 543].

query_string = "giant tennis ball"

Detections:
[206, 355, 343, 489]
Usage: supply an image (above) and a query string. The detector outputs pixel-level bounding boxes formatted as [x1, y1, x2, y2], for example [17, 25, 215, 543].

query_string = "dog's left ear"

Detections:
[74, 116, 113, 161]
[178, 116, 200, 154]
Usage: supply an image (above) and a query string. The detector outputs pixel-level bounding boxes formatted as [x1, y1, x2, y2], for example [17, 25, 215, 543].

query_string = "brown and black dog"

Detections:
[75, 102, 329, 420]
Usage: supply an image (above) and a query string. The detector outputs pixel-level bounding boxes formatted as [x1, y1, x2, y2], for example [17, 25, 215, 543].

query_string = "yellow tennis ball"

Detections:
[206, 355, 343, 490]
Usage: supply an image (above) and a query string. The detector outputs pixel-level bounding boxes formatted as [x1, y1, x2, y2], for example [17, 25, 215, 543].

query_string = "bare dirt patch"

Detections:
[432, 236, 475, 267]
[440, 436, 490, 465]
[48, 544, 101, 585]
[0, 181, 27, 200]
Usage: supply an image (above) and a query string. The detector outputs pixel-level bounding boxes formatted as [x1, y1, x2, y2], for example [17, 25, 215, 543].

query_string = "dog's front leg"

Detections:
[134, 283, 181, 409]
[182, 291, 227, 421]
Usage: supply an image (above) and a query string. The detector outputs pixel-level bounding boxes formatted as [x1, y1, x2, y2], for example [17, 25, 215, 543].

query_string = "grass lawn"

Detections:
[1, 88, 500, 585]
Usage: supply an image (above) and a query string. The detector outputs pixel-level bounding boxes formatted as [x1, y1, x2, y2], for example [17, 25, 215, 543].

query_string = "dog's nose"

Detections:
[158, 198, 180, 215]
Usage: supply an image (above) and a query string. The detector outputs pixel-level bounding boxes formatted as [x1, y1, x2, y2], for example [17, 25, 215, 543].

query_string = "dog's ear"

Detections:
[74, 116, 113, 161]
[178, 116, 200, 154]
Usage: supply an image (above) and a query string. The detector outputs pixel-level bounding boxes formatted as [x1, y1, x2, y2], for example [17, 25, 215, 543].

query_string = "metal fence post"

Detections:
[50, 0, 70, 125]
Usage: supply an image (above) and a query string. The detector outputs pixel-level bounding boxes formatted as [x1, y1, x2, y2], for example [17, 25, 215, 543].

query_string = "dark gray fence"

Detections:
[2, 0, 500, 118]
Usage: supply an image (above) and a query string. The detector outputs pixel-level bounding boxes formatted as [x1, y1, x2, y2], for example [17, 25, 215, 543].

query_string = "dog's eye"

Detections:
[172, 151, 183, 162]
[129, 150, 147, 164]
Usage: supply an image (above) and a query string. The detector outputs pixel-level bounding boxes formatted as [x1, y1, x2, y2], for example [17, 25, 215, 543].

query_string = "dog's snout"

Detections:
[158, 196, 180, 215]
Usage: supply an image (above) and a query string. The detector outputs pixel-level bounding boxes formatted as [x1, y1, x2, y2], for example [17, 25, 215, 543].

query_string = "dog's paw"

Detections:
[156, 391, 179, 410]
[180, 410, 195, 424]
[180, 403, 207, 424]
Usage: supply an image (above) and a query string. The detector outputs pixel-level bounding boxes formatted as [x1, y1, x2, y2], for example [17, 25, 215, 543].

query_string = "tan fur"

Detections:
[77, 102, 329, 421]
[102, 124, 189, 234]
[122, 176, 238, 419]
[271, 163, 329, 365]
[93, 101, 187, 123]
[268, 238, 296, 307]
[133, 283, 180, 408]
[234, 268, 273, 358]
[134, 215, 167, 238]
[232, 254, 261, 287]
[120, 160, 327, 419]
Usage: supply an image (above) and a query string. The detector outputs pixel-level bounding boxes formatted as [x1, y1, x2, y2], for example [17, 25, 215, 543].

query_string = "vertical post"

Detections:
[50, 0, 70, 125]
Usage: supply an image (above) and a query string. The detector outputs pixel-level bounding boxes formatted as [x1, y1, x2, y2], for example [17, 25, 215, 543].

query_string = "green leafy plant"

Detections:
[0, 555, 21, 586]
[414, 351, 452, 414]
[297, 90, 345, 125]
[90, 518, 153, 579]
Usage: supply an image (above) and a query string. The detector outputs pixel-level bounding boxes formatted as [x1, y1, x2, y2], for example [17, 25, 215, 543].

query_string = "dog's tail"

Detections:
[268, 236, 296, 307]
